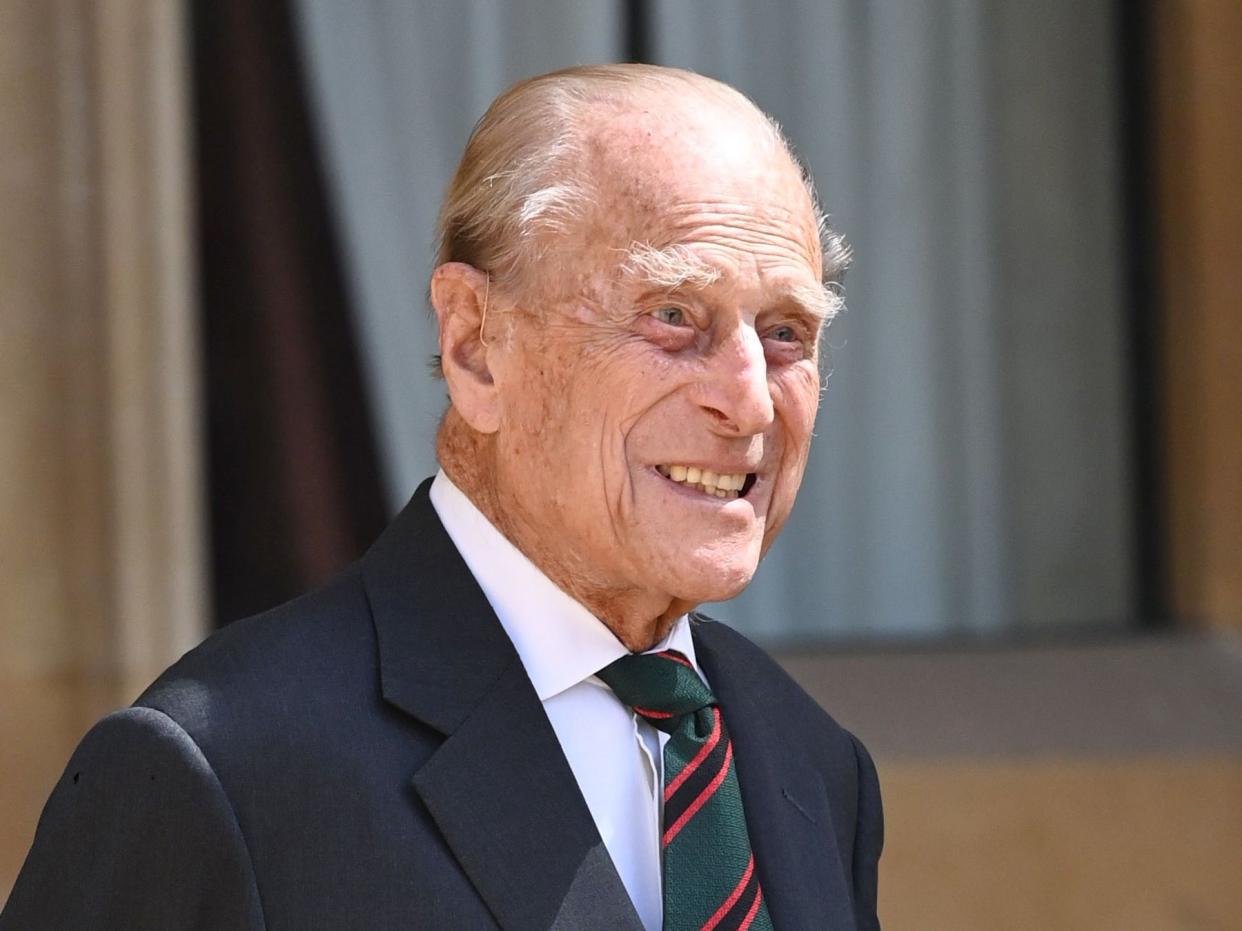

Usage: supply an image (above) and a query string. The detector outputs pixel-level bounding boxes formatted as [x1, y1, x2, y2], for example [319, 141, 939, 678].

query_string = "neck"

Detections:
[437, 411, 693, 651]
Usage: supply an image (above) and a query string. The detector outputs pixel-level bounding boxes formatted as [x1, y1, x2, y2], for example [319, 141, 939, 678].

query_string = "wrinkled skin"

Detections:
[433, 95, 826, 650]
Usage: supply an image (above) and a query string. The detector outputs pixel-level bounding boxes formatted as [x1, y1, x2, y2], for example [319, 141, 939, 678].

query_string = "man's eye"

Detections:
[768, 324, 800, 342]
[650, 306, 687, 326]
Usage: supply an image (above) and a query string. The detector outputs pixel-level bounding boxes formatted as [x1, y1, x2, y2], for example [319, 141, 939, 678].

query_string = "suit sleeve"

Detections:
[0, 706, 265, 930]
[849, 732, 884, 930]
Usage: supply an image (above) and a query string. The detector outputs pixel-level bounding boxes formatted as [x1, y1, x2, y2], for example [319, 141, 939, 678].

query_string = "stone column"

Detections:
[0, 0, 204, 898]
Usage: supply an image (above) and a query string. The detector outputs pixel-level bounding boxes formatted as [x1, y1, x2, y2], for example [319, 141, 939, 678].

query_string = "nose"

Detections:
[695, 324, 775, 436]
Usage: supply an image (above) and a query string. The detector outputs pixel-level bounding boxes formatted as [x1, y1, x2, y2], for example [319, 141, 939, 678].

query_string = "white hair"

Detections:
[435, 64, 851, 298]
[619, 242, 723, 291]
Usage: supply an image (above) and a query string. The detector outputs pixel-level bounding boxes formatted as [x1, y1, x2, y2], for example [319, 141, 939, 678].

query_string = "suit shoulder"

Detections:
[136, 567, 376, 746]
[691, 613, 869, 762]
[1, 707, 264, 929]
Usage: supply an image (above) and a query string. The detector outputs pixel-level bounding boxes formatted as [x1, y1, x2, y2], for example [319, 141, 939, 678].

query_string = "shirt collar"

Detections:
[429, 469, 700, 701]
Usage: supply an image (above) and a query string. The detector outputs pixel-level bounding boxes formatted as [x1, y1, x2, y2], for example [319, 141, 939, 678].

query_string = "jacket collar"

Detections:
[361, 480, 644, 931]
[362, 477, 515, 734]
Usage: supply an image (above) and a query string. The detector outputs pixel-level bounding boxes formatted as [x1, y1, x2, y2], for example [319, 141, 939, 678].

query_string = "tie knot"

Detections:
[596, 650, 715, 731]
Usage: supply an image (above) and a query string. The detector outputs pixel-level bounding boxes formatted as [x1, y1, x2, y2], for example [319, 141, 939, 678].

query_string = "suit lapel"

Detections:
[362, 481, 643, 931]
[412, 656, 645, 931]
[693, 620, 857, 931]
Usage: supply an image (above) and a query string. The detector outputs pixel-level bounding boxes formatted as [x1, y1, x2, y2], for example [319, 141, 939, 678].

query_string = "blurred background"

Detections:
[2, 0, 1239, 927]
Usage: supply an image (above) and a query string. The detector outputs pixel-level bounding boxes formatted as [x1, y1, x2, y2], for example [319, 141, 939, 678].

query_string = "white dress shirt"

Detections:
[430, 470, 705, 931]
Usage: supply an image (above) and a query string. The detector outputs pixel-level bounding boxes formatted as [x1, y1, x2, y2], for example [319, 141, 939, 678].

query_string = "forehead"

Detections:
[581, 99, 822, 277]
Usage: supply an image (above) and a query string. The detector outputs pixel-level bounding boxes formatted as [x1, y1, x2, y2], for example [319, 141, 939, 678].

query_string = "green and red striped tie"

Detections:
[597, 649, 774, 931]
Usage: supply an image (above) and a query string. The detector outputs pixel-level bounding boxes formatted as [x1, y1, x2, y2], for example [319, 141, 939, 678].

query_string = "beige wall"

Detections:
[0, 0, 204, 900]
[1157, 0, 1242, 632]
[878, 757, 1242, 930]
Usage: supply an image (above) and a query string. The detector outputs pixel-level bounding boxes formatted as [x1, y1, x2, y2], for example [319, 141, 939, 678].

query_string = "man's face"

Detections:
[488, 104, 827, 611]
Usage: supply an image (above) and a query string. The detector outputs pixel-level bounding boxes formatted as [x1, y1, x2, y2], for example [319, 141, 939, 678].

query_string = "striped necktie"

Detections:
[597, 649, 774, 931]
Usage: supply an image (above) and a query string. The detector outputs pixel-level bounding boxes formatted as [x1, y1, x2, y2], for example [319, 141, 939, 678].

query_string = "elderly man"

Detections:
[2, 65, 881, 930]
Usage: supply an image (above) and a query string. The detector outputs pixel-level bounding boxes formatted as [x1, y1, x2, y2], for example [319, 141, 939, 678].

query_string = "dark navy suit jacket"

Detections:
[2, 481, 882, 929]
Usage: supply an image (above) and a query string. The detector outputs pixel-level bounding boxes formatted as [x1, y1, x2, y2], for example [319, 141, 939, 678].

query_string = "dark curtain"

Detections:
[192, 0, 387, 626]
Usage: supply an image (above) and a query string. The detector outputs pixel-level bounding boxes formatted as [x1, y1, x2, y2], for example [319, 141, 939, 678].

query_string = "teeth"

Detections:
[656, 465, 750, 499]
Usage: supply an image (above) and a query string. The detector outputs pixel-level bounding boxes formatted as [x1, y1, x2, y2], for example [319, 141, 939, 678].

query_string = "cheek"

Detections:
[499, 334, 601, 433]
[771, 365, 821, 457]
[505, 349, 657, 487]
[760, 368, 819, 550]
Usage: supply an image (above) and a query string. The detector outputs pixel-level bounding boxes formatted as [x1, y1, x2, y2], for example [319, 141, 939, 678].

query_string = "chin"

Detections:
[662, 554, 760, 605]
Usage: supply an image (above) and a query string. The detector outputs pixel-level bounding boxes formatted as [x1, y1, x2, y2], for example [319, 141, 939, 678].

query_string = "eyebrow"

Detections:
[619, 241, 841, 327]
[789, 282, 842, 327]
[618, 242, 722, 290]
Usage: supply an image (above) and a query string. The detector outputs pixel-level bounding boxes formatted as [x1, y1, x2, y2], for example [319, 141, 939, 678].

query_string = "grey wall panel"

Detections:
[295, 0, 624, 502]
[649, 1, 1133, 638]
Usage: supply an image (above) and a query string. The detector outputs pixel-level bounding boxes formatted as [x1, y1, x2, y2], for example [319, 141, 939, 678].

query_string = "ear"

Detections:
[430, 262, 502, 434]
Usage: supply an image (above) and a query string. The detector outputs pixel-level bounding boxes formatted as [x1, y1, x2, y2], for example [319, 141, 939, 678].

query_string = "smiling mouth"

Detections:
[655, 464, 758, 499]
